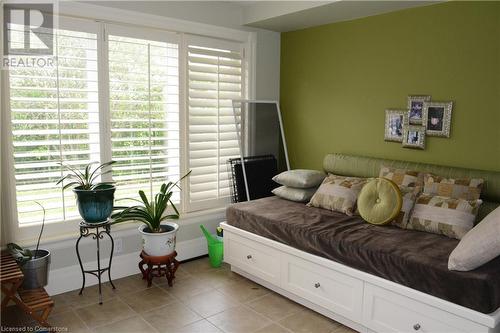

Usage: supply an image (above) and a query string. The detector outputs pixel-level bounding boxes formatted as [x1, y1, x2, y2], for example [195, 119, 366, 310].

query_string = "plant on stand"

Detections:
[111, 172, 191, 256]
[57, 161, 116, 223]
[8, 202, 51, 289]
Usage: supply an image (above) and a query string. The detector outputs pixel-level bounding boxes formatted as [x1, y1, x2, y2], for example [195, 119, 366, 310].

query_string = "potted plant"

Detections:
[111, 173, 190, 256]
[8, 202, 50, 289]
[56, 161, 116, 223]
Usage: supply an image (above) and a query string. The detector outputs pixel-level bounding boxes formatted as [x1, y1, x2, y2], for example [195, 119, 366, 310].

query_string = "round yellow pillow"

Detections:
[358, 178, 402, 225]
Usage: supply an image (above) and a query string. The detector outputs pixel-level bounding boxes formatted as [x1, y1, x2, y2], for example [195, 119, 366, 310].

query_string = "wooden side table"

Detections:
[138, 251, 179, 287]
[1, 252, 54, 327]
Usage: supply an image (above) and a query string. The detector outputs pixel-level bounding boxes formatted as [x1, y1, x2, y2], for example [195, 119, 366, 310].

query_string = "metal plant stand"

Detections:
[76, 220, 116, 305]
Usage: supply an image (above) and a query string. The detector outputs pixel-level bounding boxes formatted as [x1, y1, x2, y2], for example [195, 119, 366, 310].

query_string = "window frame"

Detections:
[2, 9, 251, 244]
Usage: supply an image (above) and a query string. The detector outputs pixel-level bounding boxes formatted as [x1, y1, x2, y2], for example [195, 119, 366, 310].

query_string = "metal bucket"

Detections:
[20, 249, 51, 289]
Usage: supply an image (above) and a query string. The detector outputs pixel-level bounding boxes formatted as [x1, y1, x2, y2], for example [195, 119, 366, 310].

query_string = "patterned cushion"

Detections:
[423, 174, 484, 200]
[407, 194, 482, 239]
[272, 186, 317, 203]
[379, 166, 424, 189]
[308, 174, 368, 216]
[272, 169, 325, 188]
[392, 186, 418, 229]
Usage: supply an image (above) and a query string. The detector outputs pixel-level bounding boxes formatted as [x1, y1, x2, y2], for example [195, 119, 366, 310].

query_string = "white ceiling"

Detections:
[243, 1, 440, 32]
[82, 1, 440, 32]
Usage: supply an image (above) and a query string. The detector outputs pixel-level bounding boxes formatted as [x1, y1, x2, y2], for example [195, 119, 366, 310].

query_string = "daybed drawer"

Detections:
[281, 254, 363, 322]
[363, 284, 487, 333]
[225, 233, 280, 285]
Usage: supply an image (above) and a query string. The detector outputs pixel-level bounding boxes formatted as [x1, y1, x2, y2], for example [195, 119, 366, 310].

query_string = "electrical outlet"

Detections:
[114, 238, 123, 254]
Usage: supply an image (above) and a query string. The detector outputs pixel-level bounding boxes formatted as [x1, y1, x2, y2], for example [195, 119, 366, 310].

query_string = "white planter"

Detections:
[138, 223, 179, 256]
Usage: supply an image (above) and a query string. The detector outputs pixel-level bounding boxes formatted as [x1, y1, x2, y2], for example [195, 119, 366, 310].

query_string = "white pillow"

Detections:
[272, 186, 317, 203]
[272, 169, 325, 188]
[448, 206, 500, 271]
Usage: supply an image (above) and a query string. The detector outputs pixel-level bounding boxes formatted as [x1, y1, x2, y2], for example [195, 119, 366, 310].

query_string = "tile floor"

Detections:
[1, 257, 358, 333]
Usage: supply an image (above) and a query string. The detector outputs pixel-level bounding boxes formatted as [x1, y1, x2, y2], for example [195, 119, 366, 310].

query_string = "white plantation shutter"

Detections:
[107, 28, 180, 204]
[186, 37, 244, 210]
[8, 18, 100, 225]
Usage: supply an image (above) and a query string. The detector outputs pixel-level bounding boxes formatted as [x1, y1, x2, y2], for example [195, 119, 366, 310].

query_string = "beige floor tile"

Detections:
[247, 293, 303, 321]
[75, 298, 135, 328]
[183, 289, 238, 318]
[161, 276, 212, 300]
[254, 323, 292, 333]
[196, 269, 243, 288]
[153, 266, 192, 286]
[119, 286, 176, 313]
[171, 319, 223, 333]
[49, 310, 89, 333]
[54, 283, 117, 310]
[217, 278, 269, 303]
[106, 273, 149, 295]
[332, 324, 359, 333]
[141, 302, 202, 332]
[207, 305, 271, 333]
[278, 309, 341, 333]
[181, 257, 229, 275]
[93, 315, 157, 333]
[50, 293, 75, 316]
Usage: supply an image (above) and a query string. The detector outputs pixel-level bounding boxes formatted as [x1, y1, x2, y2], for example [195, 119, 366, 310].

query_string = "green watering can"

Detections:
[200, 225, 224, 268]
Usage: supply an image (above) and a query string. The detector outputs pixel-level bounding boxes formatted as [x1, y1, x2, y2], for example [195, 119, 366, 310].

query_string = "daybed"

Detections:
[222, 153, 500, 333]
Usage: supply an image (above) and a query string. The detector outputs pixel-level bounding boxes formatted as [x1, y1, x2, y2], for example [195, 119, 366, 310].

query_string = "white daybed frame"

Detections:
[222, 222, 500, 333]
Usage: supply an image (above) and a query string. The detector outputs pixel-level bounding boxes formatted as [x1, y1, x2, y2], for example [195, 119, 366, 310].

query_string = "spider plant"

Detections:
[8, 202, 47, 265]
[56, 161, 116, 190]
[111, 171, 191, 233]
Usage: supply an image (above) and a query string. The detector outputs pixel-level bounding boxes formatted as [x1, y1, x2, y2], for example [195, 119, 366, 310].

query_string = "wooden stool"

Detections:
[1, 252, 54, 327]
[138, 251, 179, 287]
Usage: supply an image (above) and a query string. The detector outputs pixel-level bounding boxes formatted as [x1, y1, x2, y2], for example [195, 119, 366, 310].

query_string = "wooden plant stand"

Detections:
[138, 251, 179, 287]
[1, 252, 54, 327]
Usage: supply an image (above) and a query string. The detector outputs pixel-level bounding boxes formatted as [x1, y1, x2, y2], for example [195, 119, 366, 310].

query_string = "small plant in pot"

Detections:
[57, 161, 116, 223]
[111, 172, 190, 257]
[8, 202, 50, 289]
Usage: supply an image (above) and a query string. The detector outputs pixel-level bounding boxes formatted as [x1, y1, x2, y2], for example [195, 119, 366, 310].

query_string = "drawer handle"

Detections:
[314, 282, 321, 288]
[413, 324, 421, 331]
[247, 255, 252, 259]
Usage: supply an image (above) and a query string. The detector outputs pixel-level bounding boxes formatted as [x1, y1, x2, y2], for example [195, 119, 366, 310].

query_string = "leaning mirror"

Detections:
[230, 100, 290, 202]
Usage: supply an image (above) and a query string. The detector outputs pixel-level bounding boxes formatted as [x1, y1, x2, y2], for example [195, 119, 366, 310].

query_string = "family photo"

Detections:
[408, 95, 431, 124]
[384, 110, 406, 142]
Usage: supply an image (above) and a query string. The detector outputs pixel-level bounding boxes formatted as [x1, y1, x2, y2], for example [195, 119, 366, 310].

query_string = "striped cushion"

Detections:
[407, 194, 482, 239]
[308, 174, 368, 216]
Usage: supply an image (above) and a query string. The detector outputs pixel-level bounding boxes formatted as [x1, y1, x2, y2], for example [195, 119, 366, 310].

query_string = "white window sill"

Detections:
[16, 206, 227, 248]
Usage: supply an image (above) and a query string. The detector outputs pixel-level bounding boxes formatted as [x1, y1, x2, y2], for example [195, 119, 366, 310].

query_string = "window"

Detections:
[186, 37, 244, 211]
[8, 18, 100, 225]
[107, 30, 180, 204]
[5, 16, 246, 229]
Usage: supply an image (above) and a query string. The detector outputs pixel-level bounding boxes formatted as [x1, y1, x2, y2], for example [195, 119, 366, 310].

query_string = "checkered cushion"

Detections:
[424, 174, 484, 200]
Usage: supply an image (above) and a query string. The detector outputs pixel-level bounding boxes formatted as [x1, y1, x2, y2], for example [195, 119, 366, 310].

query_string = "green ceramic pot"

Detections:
[73, 184, 115, 223]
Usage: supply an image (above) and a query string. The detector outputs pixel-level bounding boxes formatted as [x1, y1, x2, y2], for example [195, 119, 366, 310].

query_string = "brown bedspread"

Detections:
[226, 196, 500, 314]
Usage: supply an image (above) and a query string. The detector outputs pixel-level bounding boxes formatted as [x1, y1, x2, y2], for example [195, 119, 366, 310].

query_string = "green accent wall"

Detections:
[280, 1, 500, 172]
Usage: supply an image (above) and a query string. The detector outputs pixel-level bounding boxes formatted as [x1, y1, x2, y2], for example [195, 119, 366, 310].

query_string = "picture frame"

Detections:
[402, 125, 425, 149]
[407, 95, 431, 125]
[384, 109, 408, 142]
[423, 101, 453, 137]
